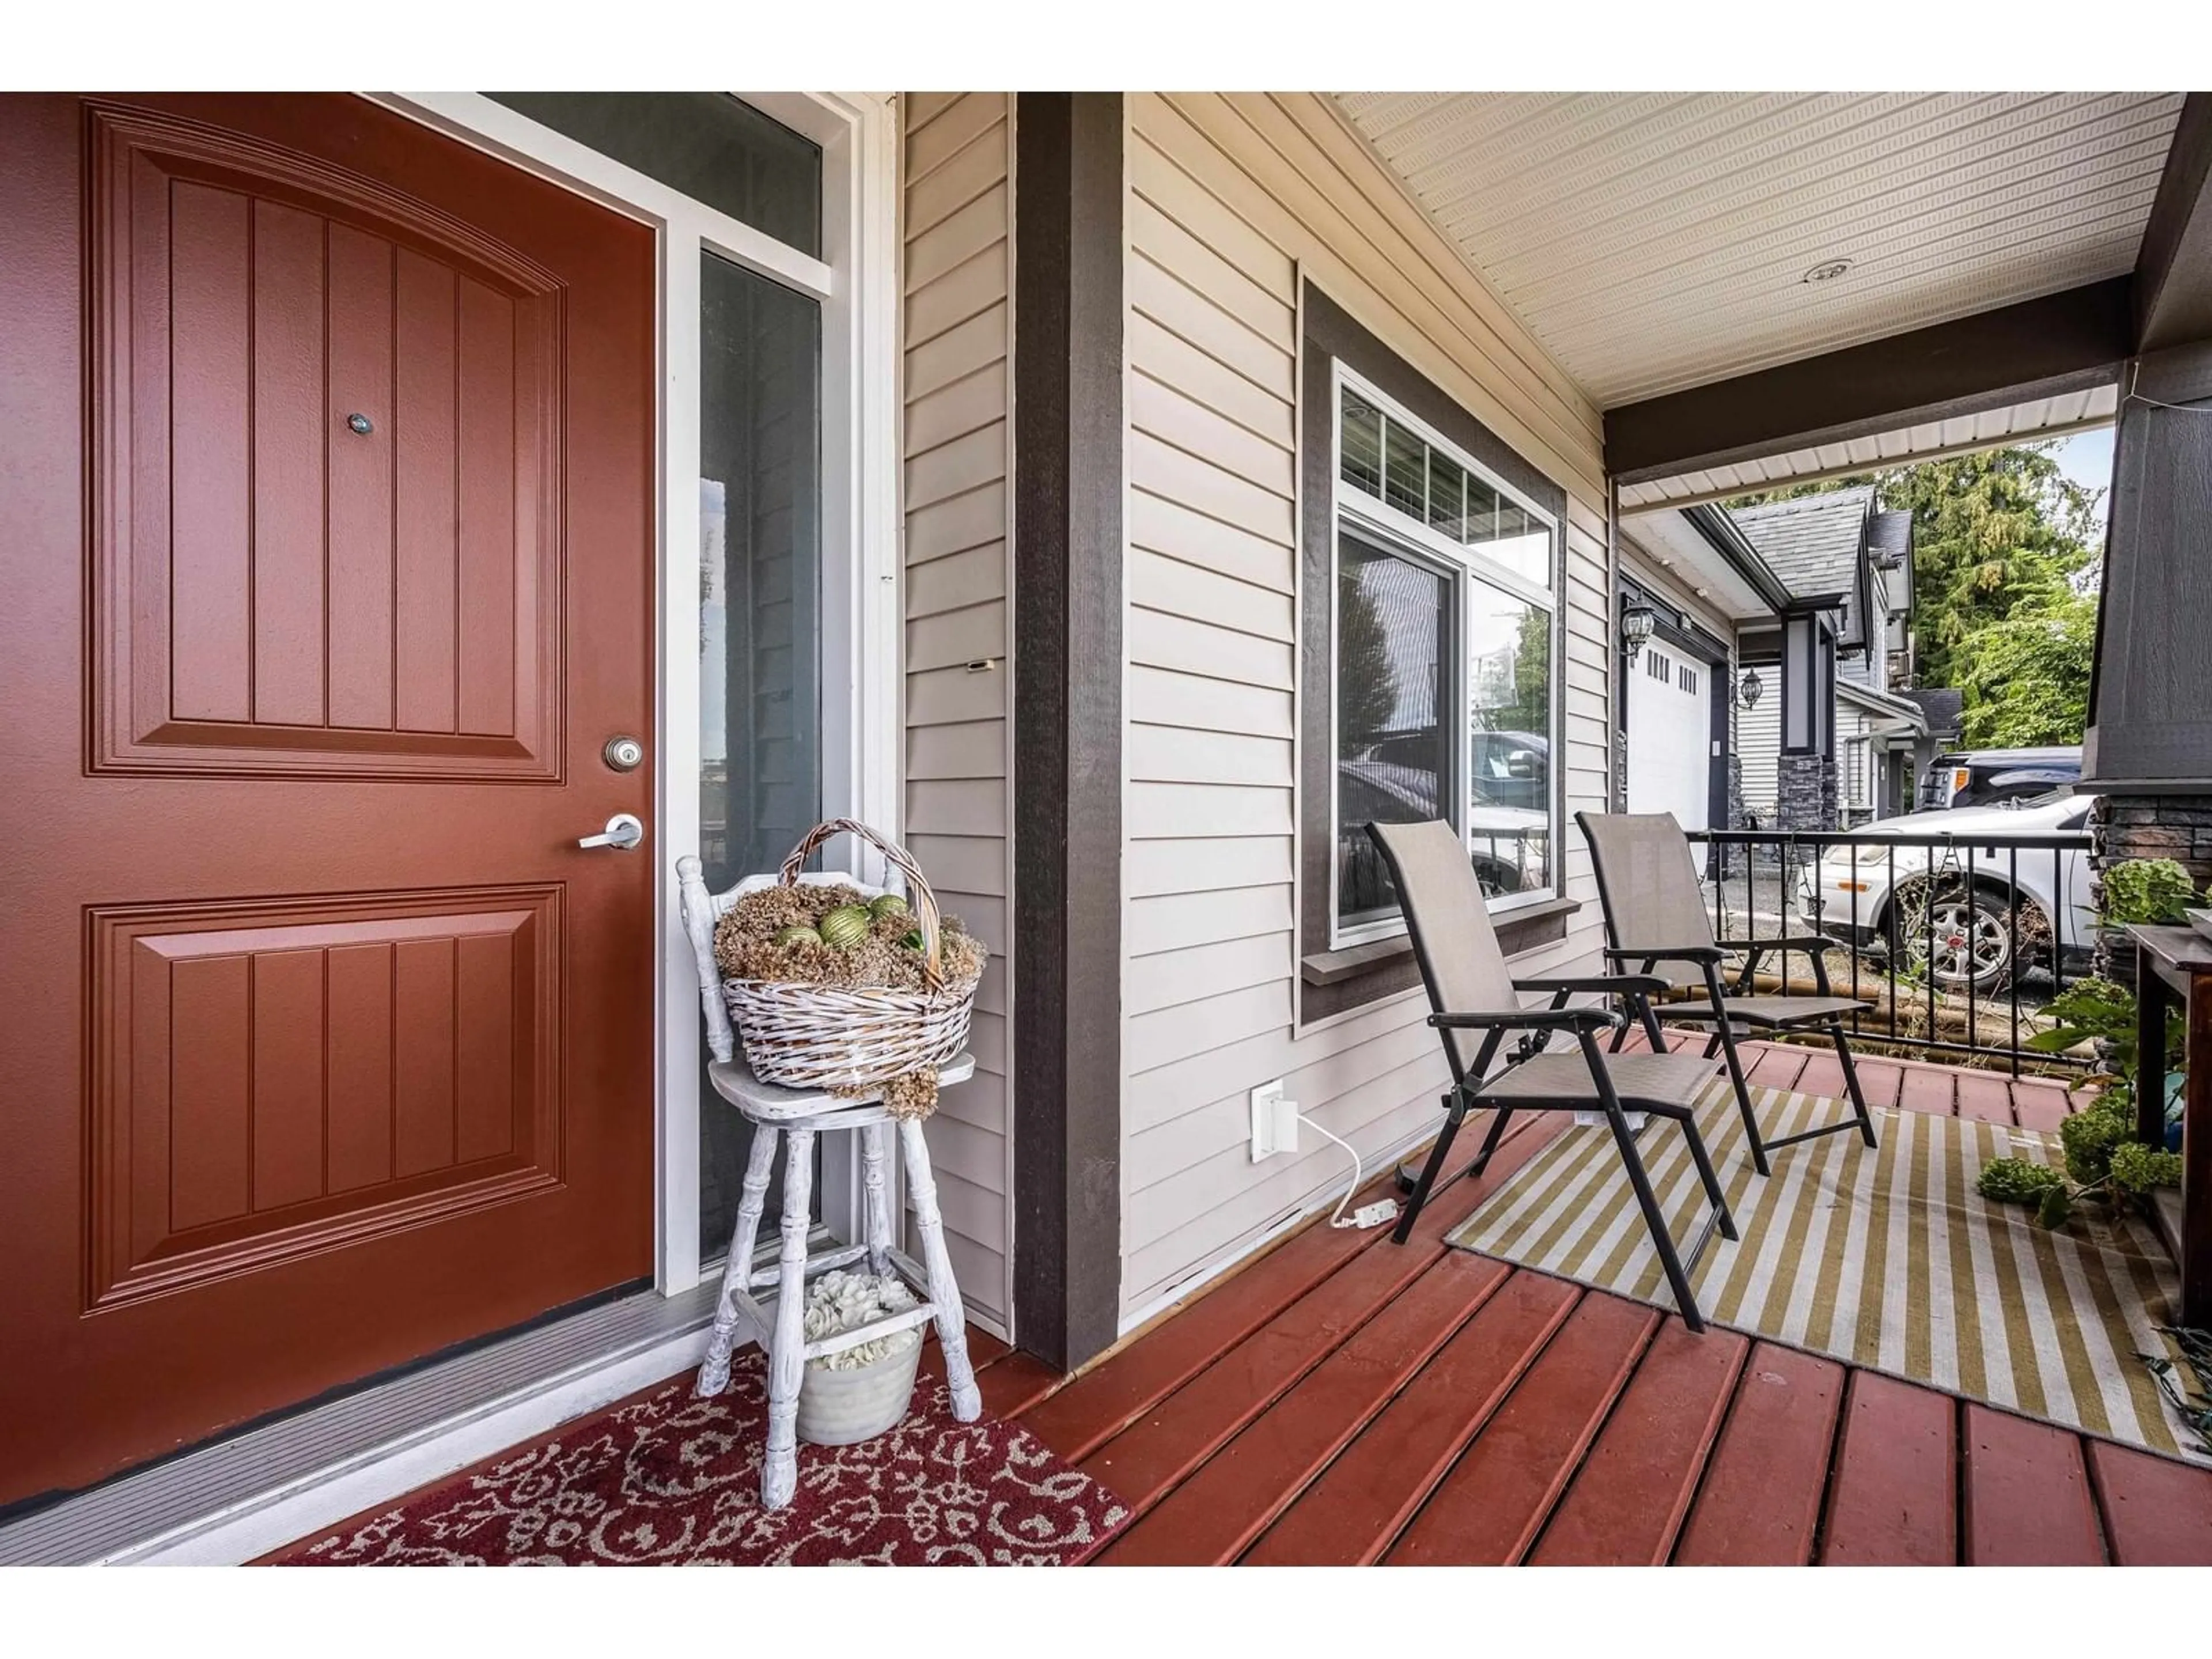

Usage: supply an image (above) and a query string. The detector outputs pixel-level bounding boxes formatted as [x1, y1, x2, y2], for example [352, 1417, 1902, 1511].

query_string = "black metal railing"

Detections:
[1685, 827, 2096, 1075]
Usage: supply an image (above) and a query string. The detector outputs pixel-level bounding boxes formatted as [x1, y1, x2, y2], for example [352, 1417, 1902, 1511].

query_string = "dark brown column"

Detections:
[1010, 92, 1124, 1372]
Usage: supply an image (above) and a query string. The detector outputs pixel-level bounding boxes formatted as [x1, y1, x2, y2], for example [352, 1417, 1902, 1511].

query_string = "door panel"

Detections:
[89, 102, 562, 780]
[88, 888, 560, 1310]
[0, 94, 656, 1508]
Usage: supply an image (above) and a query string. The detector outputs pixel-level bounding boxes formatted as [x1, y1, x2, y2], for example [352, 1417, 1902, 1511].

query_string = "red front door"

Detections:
[0, 93, 658, 1507]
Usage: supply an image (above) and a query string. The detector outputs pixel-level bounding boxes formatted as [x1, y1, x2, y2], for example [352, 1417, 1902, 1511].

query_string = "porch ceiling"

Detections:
[1332, 93, 2183, 408]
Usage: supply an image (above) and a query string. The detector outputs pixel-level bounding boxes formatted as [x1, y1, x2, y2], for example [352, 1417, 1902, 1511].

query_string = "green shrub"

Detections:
[1978, 1157, 2067, 1206]
[2099, 858, 2202, 927]
[2027, 976, 2137, 1058]
[2060, 1094, 2135, 1185]
[2109, 1141, 2184, 1196]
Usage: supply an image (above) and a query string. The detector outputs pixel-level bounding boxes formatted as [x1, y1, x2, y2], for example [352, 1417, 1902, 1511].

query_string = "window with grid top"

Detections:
[1332, 375, 1558, 945]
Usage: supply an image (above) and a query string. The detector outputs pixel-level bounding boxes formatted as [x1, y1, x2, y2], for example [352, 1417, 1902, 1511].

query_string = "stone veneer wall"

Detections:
[2090, 793, 2212, 984]
[1775, 752, 1839, 833]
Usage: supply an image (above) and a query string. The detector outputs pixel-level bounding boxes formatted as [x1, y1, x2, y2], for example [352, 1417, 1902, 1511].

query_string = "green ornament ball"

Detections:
[868, 893, 910, 922]
[817, 905, 872, 949]
[771, 925, 821, 948]
[899, 929, 926, 951]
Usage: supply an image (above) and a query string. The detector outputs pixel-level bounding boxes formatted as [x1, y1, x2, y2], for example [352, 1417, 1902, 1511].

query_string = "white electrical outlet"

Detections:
[1249, 1081, 1298, 1162]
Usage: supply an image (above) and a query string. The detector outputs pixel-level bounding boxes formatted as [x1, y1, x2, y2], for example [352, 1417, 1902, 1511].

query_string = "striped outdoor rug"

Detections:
[1445, 1079, 2206, 1465]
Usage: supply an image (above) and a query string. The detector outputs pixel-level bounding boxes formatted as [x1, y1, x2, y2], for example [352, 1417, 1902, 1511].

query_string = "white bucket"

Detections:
[795, 1336, 923, 1446]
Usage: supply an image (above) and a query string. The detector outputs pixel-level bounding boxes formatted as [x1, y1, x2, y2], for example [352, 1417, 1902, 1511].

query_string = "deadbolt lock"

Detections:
[603, 734, 645, 772]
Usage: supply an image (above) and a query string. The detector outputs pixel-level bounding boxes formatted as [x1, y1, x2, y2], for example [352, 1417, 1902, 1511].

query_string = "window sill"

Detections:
[1300, 895, 1581, 987]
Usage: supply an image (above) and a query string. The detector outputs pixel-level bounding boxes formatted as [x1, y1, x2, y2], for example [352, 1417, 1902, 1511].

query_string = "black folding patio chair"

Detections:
[1368, 819, 1737, 1332]
[1577, 810, 1880, 1178]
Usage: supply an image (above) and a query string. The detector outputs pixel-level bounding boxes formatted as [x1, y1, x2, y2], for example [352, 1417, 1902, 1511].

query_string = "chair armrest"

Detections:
[1603, 945, 1723, 966]
[1515, 974, 1672, 998]
[1716, 934, 1831, 955]
[1430, 1007, 1623, 1034]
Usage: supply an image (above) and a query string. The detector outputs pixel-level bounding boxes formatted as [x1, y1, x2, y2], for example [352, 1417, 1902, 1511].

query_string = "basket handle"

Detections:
[778, 819, 945, 990]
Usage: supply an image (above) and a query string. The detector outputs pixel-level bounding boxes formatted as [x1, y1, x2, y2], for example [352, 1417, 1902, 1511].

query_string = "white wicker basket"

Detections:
[718, 819, 980, 1094]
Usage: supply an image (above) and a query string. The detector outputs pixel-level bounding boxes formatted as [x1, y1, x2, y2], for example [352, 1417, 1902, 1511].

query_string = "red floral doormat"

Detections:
[267, 1357, 1127, 1566]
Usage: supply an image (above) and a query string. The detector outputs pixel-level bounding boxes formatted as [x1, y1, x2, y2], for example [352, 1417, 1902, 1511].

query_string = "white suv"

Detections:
[1797, 790, 2094, 994]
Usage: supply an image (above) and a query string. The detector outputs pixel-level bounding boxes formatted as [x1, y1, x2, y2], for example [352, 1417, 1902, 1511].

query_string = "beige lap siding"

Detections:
[1118, 93, 1616, 1325]
[901, 92, 1012, 1336]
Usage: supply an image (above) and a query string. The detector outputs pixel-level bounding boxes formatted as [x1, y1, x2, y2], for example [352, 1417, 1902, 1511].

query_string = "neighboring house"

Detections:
[1618, 486, 1939, 832]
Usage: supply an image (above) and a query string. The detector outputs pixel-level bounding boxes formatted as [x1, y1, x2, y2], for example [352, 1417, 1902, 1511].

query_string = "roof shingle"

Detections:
[1726, 486, 1873, 606]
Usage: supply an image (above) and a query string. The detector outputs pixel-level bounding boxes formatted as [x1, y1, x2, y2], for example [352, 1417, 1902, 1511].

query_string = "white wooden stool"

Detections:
[677, 855, 983, 1510]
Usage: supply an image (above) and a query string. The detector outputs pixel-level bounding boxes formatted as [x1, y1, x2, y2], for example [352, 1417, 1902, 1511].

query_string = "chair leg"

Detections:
[697, 1120, 777, 1399]
[1637, 995, 1669, 1054]
[1603, 1103, 1705, 1334]
[1712, 1020, 1772, 1178]
[1830, 1023, 1880, 1149]
[760, 1126, 815, 1511]
[1392, 1093, 1467, 1245]
[1679, 1112, 1738, 1243]
[861, 1120, 892, 1276]
[1466, 1103, 1515, 1183]
[900, 1118, 982, 1422]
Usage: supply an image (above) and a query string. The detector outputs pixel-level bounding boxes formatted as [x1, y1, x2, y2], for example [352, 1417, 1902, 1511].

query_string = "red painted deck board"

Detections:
[1077, 1235, 1446, 1515]
[1744, 1044, 1809, 1090]
[1791, 1050, 1847, 1100]
[1672, 1342, 1845, 1565]
[1954, 1070, 2015, 1125]
[976, 1352, 1064, 1418]
[1016, 1206, 1385, 1461]
[1851, 1059, 1906, 1110]
[2010, 1079, 2075, 1131]
[2085, 1441, 2212, 1565]
[1385, 1291, 1658, 1565]
[1241, 1269, 1580, 1566]
[1097, 1253, 1506, 1566]
[1962, 1404, 2106, 1564]
[1528, 1320, 1748, 1565]
[1819, 1372, 1958, 1565]
[1897, 1065, 1958, 1118]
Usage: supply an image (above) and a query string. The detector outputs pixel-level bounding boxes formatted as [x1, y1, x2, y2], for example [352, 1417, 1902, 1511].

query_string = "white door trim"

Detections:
[367, 92, 904, 1298]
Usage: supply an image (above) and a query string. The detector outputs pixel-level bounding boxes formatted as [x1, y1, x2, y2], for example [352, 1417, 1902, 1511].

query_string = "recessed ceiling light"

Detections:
[1802, 258, 1856, 285]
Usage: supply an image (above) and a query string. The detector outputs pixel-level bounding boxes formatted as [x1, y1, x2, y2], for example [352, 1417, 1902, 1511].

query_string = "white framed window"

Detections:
[371, 93, 900, 1298]
[1330, 366, 1559, 949]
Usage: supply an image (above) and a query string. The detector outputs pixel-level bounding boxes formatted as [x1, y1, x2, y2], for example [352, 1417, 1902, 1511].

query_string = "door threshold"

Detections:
[0, 1237, 817, 1566]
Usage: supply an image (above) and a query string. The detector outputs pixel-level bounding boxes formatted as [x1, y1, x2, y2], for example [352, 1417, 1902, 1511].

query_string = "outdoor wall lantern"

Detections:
[1620, 601, 1656, 662]
[1738, 668, 1764, 710]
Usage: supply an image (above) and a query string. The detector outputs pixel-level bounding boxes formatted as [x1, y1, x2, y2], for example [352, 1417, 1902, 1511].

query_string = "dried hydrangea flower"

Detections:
[802, 1269, 922, 1371]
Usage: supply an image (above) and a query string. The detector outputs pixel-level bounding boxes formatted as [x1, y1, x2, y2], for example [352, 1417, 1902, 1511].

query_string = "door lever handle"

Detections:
[578, 812, 646, 851]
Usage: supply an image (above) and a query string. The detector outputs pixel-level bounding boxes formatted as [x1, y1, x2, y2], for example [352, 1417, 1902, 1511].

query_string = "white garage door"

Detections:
[1626, 645, 1713, 832]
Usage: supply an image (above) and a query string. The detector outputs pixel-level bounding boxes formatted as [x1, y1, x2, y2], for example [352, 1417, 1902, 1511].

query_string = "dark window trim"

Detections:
[1298, 283, 1571, 1026]
[1010, 93, 1123, 1373]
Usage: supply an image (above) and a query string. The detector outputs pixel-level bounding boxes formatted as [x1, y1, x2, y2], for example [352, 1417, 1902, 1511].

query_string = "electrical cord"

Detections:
[1298, 1112, 1400, 1230]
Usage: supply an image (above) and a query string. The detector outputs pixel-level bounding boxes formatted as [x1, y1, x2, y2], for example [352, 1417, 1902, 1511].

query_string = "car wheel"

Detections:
[1898, 886, 2019, 994]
